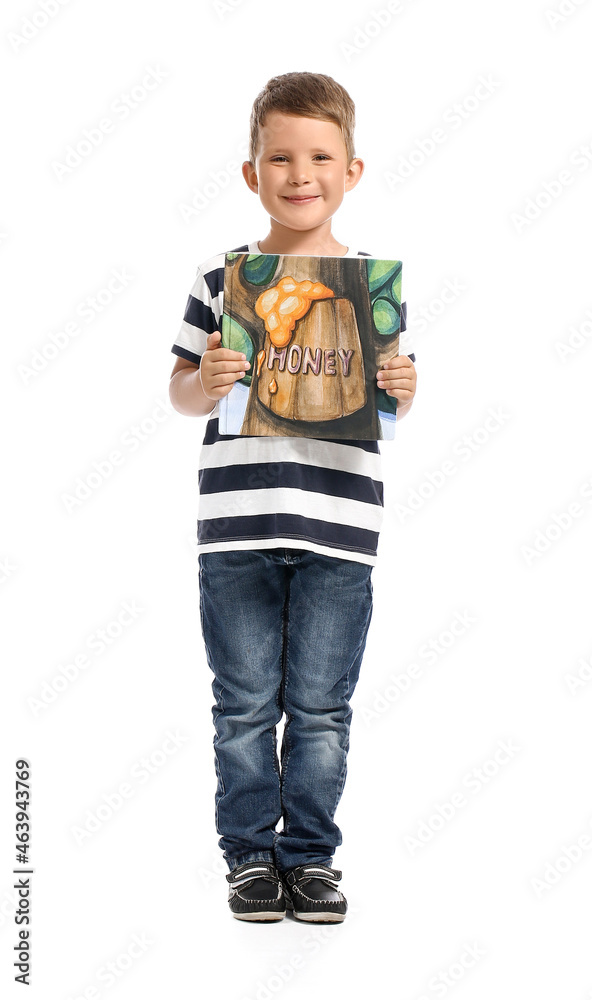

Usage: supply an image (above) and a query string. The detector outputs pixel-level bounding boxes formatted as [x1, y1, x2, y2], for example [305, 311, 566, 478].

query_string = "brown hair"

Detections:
[248, 72, 356, 167]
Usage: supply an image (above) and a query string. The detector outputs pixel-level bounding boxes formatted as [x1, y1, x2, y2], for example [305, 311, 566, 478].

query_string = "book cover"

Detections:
[218, 252, 403, 440]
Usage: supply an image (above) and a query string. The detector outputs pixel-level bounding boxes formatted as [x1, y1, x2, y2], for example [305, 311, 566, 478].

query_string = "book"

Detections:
[218, 252, 404, 440]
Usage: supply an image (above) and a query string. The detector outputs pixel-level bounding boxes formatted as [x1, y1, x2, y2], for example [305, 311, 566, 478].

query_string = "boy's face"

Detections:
[242, 112, 363, 236]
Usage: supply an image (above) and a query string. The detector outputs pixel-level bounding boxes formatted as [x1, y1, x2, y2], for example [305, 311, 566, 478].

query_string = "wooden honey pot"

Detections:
[255, 296, 366, 421]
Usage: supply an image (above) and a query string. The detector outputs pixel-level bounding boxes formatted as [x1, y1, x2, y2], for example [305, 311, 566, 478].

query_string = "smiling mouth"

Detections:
[283, 195, 320, 201]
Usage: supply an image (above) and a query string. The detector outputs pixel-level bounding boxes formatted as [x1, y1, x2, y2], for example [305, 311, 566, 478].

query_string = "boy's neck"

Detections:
[257, 223, 349, 257]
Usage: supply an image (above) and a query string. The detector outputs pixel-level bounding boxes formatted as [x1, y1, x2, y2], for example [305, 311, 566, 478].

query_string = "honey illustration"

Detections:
[255, 277, 335, 349]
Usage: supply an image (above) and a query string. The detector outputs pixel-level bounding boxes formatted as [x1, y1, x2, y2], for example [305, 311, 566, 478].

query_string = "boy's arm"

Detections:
[170, 261, 236, 417]
[169, 331, 251, 416]
[169, 357, 215, 417]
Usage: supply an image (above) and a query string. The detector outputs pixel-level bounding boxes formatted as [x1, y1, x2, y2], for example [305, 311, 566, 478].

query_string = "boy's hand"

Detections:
[199, 330, 251, 400]
[376, 355, 417, 406]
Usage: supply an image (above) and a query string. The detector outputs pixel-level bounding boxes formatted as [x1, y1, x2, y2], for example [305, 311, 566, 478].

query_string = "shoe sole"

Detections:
[292, 910, 345, 923]
[285, 898, 345, 923]
[232, 910, 286, 922]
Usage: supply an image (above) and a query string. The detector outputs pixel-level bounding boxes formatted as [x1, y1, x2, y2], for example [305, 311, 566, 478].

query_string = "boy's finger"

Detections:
[209, 359, 250, 373]
[377, 370, 414, 382]
[210, 352, 250, 365]
[205, 334, 247, 363]
[210, 371, 246, 386]
[378, 356, 410, 372]
[206, 331, 222, 349]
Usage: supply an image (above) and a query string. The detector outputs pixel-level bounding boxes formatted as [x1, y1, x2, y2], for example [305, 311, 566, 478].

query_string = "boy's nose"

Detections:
[287, 163, 312, 184]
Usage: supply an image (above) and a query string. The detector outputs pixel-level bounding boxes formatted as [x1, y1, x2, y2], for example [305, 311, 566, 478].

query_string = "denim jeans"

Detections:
[198, 547, 374, 874]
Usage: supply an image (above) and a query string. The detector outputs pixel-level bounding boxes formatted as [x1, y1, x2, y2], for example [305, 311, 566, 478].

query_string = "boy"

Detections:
[169, 72, 417, 923]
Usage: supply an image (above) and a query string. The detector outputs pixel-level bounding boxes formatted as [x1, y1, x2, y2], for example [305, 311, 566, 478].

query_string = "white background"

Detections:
[2, 0, 592, 997]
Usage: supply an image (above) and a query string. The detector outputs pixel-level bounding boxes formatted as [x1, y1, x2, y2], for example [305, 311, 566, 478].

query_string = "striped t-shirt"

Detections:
[171, 240, 415, 567]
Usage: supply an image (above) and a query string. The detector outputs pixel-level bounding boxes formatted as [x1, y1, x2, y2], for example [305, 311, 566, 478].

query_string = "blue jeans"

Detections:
[198, 547, 374, 874]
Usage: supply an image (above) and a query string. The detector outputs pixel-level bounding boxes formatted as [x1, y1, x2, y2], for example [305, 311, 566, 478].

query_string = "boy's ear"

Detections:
[242, 161, 258, 193]
[345, 158, 364, 192]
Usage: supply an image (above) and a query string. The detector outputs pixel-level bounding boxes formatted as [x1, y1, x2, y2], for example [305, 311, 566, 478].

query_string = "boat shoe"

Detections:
[226, 861, 286, 921]
[282, 863, 347, 922]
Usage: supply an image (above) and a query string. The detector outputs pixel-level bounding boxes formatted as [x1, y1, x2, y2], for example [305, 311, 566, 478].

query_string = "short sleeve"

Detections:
[171, 266, 221, 367]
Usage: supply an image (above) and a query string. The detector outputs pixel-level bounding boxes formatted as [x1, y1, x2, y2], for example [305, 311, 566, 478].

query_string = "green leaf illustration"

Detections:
[376, 387, 397, 416]
[372, 297, 399, 335]
[221, 314, 254, 386]
[243, 254, 280, 286]
[367, 260, 401, 296]
[390, 272, 402, 304]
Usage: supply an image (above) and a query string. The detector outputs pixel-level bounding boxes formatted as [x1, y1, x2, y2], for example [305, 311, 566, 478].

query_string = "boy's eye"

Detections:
[270, 155, 330, 162]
